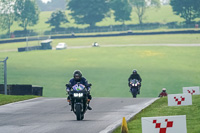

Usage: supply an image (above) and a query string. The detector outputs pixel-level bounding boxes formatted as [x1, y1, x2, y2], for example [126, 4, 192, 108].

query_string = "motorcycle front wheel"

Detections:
[131, 88, 138, 98]
[75, 104, 82, 121]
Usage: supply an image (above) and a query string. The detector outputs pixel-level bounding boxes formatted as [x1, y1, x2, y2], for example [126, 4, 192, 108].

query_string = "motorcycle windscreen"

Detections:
[72, 84, 85, 91]
[130, 79, 139, 84]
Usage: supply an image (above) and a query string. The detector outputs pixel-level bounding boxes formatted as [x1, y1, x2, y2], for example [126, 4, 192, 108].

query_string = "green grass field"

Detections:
[113, 95, 200, 133]
[0, 34, 199, 98]
[0, 94, 38, 105]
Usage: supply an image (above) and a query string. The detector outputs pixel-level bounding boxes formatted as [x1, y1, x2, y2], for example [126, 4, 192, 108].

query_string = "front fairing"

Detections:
[130, 79, 139, 89]
[72, 84, 85, 91]
[69, 84, 88, 114]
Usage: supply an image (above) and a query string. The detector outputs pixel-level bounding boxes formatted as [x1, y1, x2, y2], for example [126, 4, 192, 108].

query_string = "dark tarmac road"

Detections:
[0, 97, 157, 133]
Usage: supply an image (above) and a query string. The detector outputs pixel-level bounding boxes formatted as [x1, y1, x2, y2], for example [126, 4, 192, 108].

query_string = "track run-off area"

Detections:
[0, 97, 157, 133]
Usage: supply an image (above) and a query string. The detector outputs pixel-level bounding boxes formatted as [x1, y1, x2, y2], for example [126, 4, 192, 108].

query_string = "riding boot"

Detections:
[87, 101, 92, 110]
[138, 87, 140, 94]
[138, 89, 140, 94]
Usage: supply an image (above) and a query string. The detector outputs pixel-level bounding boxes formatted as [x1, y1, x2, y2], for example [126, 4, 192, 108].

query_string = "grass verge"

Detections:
[113, 95, 200, 133]
[0, 94, 38, 106]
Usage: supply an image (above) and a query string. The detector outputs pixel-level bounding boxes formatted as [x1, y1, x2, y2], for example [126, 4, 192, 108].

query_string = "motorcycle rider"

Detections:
[158, 88, 168, 97]
[66, 70, 92, 110]
[128, 69, 142, 94]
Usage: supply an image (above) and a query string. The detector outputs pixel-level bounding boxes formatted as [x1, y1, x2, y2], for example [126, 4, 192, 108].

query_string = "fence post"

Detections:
[3, 57, 8, 95]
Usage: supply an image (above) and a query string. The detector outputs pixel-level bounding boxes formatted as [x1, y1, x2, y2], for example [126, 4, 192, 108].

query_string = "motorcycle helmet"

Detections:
[73, 70, 82, 81]
[133, 69, 137, 74]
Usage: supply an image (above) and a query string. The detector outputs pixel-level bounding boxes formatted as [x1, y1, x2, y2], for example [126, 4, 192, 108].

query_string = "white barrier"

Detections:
[168, 94, 192, 106]
[183, 86, 200, 95]
[142, 115, 187, 133]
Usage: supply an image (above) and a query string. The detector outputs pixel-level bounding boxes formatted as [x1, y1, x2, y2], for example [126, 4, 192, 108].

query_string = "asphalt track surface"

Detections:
[0, 43, 200, 53]
[0, 97, 157, 133]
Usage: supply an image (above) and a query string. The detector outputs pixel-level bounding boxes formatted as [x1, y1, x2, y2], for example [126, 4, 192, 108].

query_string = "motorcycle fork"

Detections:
[74, 99, 84, 112]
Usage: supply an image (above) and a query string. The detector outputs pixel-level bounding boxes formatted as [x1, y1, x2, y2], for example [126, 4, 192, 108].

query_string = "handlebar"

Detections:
[66, 84, 71, 88]
[87, 83, 92, 87]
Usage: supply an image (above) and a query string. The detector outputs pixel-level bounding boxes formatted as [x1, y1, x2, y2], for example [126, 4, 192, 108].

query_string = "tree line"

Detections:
[0, 0, 39, 34]
[0, 0, 200, 35]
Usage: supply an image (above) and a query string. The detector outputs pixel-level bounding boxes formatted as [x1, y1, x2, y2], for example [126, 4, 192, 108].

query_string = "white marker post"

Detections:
[142, 115, 187, 133]
[183, 86, 200, 95]
[168, 94, 192, 106]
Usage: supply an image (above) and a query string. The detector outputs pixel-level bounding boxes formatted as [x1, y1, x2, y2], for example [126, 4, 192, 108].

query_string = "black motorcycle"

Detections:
[66, 83, 91, 120]
[129, 79, 140, 98]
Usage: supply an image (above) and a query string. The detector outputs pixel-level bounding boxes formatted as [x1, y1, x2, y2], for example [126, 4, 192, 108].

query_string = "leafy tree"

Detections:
[14, 0, 40, 31]
[170, 0, 200, 24]
[0, 0, 15, 34]
[129, 0, 160, 24]
[67, 0, 110, 27]
[194, 1, 200, 17]
[46, 10, 68, 29]
[110, 0, 132, 24]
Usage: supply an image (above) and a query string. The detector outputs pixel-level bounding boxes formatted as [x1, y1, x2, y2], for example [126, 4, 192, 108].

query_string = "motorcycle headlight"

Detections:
[135, 84, 137, 86]
[132, 84, 137, 86]
[74, 93, 83, 97]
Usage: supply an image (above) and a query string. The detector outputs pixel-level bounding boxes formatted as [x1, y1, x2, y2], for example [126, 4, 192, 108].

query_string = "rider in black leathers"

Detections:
[66, 70, 92, 110]
[128, 69, 142, 94]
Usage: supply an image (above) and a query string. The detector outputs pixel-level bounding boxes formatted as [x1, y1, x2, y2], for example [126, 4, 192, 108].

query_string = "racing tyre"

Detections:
[132, 88, 138, 98]
[76, 104, 82, 121]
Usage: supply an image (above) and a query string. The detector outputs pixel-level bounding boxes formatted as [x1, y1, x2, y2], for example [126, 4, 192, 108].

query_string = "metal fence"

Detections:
[0, 23, 199, 39]
[0, 57, 8, 95]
